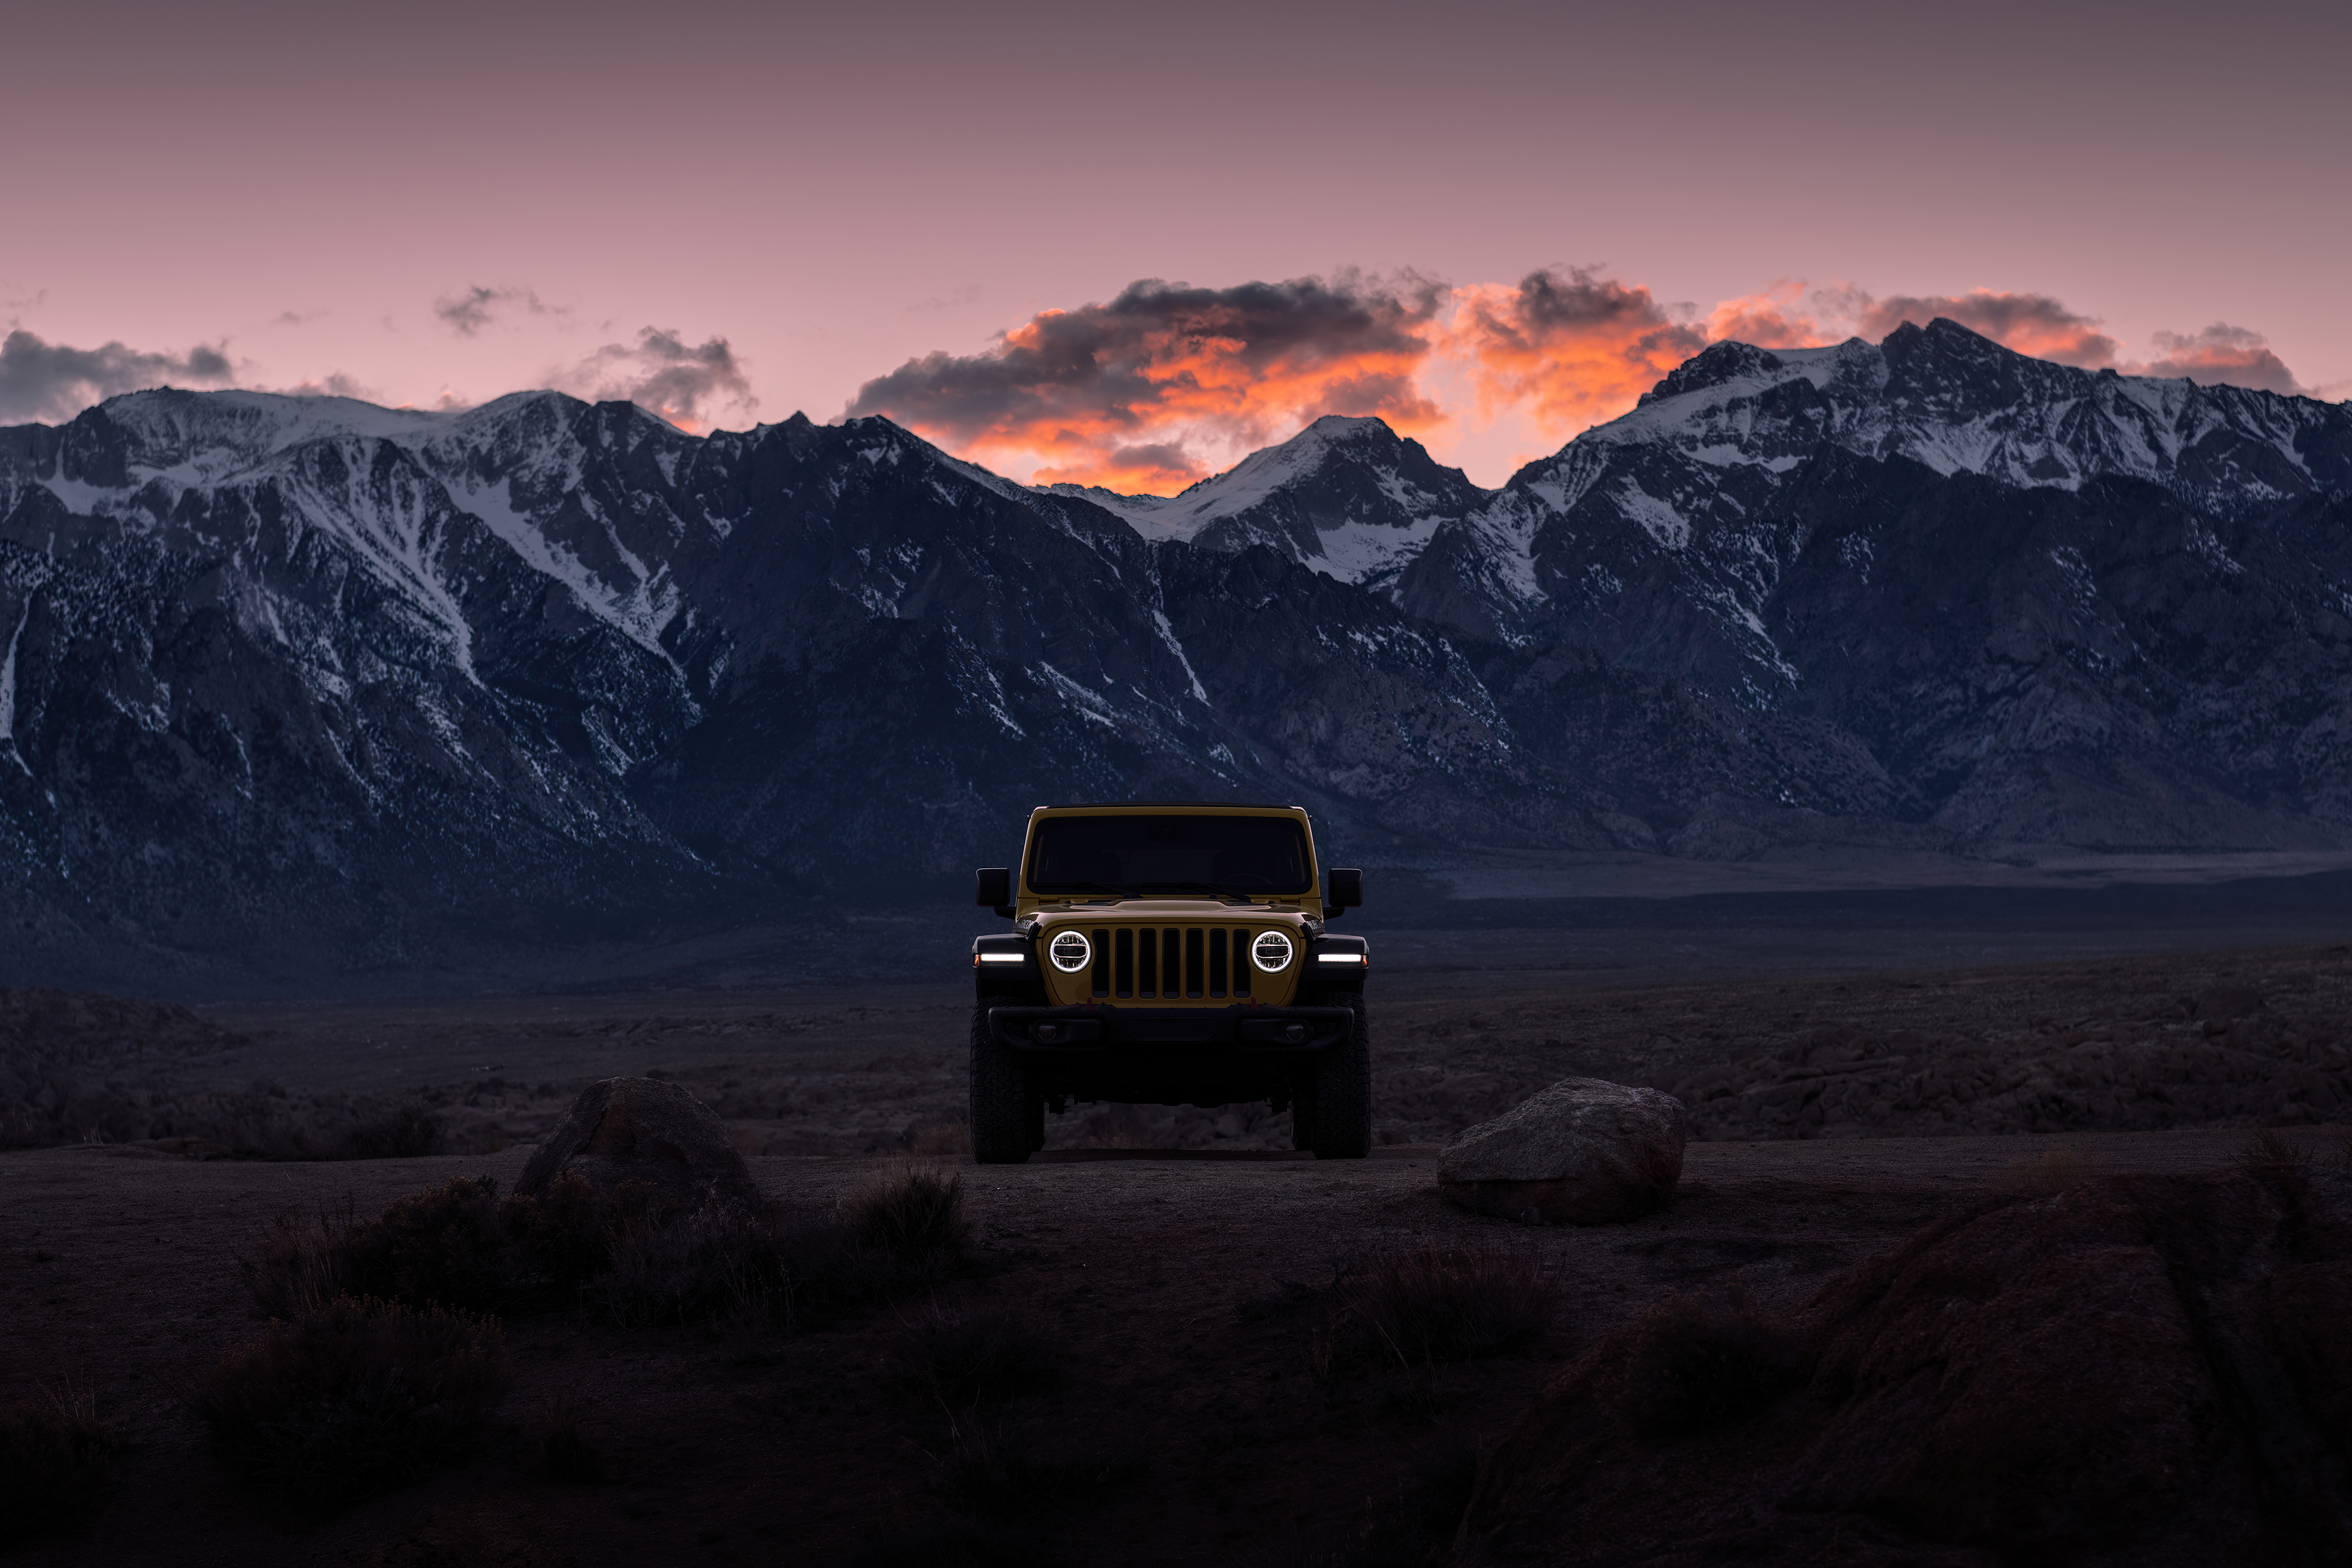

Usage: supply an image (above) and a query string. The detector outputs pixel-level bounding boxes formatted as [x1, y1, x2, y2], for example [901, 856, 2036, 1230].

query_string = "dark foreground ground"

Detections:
[7, 883, 2352, 1563]
[6, 1127, 2345, 1568]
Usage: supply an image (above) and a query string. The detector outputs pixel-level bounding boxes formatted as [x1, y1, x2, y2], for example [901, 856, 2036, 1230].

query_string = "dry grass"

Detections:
[243, 1177, 513, 1318]
[884, 1306, 1062, 1407]
[194, 1296, 508, 1507]
[849, 1162, 970, 1266]
[853, 1515, 1053, 1568]
[1609, 1289, 1808, 1439]
[0, 1381, 120, 1544]
[2240, 1128, 2314, 1176]
[935, 1420, 1146, 1519]
[242, 1172, 646, 1321]
[540, 1397, 605, 1484]
[594, 1166, 974, 1331]
[592, 1201, 786, 1329]
[1322, 1242, 1553, 1374]
[1255, 1438, 1482, 1568]
[1992, 1146, 2098, 1196]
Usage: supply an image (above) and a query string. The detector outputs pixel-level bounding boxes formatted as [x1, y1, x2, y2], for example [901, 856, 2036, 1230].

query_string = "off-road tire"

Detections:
[1309, 996, 1371, 1159]
[971, 1006, 1033, 1165]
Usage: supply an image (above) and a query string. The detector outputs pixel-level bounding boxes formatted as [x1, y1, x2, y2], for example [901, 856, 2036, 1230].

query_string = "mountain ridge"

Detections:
[5, 321, 2352, 985]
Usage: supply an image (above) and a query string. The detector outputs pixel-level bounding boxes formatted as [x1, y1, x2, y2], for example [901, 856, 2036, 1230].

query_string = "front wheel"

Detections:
[1308, 996, 1371, 1160]
[970, 1006, 1033, 1165]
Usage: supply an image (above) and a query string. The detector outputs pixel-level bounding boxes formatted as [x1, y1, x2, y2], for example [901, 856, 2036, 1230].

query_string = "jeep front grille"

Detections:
[1091, 927, 1259, 1001]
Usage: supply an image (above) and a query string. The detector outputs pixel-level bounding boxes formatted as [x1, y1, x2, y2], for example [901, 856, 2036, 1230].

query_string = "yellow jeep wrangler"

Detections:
[969, 802, 1369, 1164]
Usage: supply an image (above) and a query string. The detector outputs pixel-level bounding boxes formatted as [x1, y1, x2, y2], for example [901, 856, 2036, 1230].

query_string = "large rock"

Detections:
[1453, 1164, 2352, 1567]
[1438, 1077, 1685, 1224]
[514, 1076, 762, 1216]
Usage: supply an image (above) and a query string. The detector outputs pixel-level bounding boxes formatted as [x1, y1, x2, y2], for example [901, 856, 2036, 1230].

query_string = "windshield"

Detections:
[1025, 814, 1314, 897]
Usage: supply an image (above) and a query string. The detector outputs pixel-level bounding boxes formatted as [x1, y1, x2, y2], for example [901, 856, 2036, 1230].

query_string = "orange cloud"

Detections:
[1702, 280, 1839, 349]
[1445, 268, 1708, 434]
[2136, 323, 2302, 395]
[849, 271, 2314, 494]
[847, 275, 1445, 492]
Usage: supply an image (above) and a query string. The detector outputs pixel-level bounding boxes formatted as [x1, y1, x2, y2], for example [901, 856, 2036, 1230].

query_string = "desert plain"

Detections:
[6, 869, 2352, 1564]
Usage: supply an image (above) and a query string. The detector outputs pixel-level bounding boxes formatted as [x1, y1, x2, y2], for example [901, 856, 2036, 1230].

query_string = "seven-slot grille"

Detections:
[1085, 927, 1263, 1001]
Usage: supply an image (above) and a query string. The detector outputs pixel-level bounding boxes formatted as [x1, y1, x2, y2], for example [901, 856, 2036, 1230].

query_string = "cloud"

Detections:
[1442, 267, 1709, 438]
[268, 371, 376, 401]
[2137, 323, 2302, 395]
[1702, 280, 1843, 349]
[0, 328, 237, 423]
[856, 270, 2323, 491]
[1854, 289, 2119, 368]
[434, 285, 562, 337]
[558, 327, 757, 433]
[846, 273, 1447, 491]
[906, 284, 983, 315]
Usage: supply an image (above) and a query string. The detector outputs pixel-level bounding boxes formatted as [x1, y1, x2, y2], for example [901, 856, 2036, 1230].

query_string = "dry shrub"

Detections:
[850, 1162, 971, 1268]
[1992, 1146, 2096, 1196]
[1324, 1242, 1551, 1372]
[541, 1397, 604, 1484]
[0, 1381, 120, 1543]
[501, 1169, 617, 1290]
[243, 1201, 362, 1320]
[885, 1306, 1062, 1406]
[342, 1099, 447, 1160]
[1256, 1438, 1482, 1568]
[1610, 1289, 1808, 1439]
[241, 1166, 972, 1334]
[348, 1177, 511, 1313]
[937, 1421, 1144, 1519]
[2240, 1128, 2313, 1176]
[854, 1515, 1052, 1568]
[243, 1173, 625, 1321]
[336, 1503, 568, 1568]
[195, 1296, 507, 1507]
[592, 1202, 783, 1329]
[243, 1178, 509, 1318]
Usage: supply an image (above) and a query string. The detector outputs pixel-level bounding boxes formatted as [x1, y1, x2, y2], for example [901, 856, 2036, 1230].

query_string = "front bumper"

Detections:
[989, 1003, 1353, 1053]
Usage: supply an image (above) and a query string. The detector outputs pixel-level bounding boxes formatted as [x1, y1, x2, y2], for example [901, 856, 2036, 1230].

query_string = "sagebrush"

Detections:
[0, 1381, 119, 1543]
[1321, 1241, 1552, 1373]
[195, 1296, 508, 1506]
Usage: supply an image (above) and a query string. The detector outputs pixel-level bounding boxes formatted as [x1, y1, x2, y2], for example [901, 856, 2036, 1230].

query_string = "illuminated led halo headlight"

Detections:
[1047, 930, 1093, 973]
[1250, 930, 1296, 973]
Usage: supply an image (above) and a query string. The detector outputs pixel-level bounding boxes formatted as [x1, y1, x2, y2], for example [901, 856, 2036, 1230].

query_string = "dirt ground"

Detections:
[6, 1126, 2341, 1568]
[58, 940, 2346, 1157]
[7, 942, 2352, 1563]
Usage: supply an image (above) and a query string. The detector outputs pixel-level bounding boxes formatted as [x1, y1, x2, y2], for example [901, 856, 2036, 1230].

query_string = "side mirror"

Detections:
[1326, 867, 1363, 916]
[975, 868, 1012, 914]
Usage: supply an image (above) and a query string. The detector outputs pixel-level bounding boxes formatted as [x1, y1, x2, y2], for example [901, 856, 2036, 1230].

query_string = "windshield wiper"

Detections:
[1040, 881, 1131, 897]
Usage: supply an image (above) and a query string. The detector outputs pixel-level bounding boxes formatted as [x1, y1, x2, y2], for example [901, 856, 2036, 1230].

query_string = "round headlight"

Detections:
[1047, 930, 1092, 972]
[1250, 930, 1295, 973]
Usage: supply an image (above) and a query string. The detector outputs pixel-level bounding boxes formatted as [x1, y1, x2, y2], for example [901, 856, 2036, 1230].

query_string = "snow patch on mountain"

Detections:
[0, 603, 23, 752]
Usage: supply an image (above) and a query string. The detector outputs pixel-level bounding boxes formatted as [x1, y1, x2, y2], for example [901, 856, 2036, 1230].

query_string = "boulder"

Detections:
[514, 1076, 762, 1216]
[1453, 1165, 2352, 1567]
[1438, 1077, 1685, 1224]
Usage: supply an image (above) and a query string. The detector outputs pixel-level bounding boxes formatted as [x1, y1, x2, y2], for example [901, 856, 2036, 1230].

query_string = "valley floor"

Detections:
[4, 1127, 2337, 1568]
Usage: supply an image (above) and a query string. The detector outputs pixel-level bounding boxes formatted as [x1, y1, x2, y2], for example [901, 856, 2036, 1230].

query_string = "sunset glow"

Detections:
[848, 271, 2324, 494]
[2, 1, 2342, 490]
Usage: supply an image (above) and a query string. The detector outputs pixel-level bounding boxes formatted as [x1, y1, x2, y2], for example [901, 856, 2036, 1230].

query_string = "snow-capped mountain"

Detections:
[1041, 416, 1487, 590]
[5, 317, 2352, 984]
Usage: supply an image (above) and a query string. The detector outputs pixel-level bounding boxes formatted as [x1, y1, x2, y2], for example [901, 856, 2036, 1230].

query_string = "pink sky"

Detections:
[5, 0, 2345, 489]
